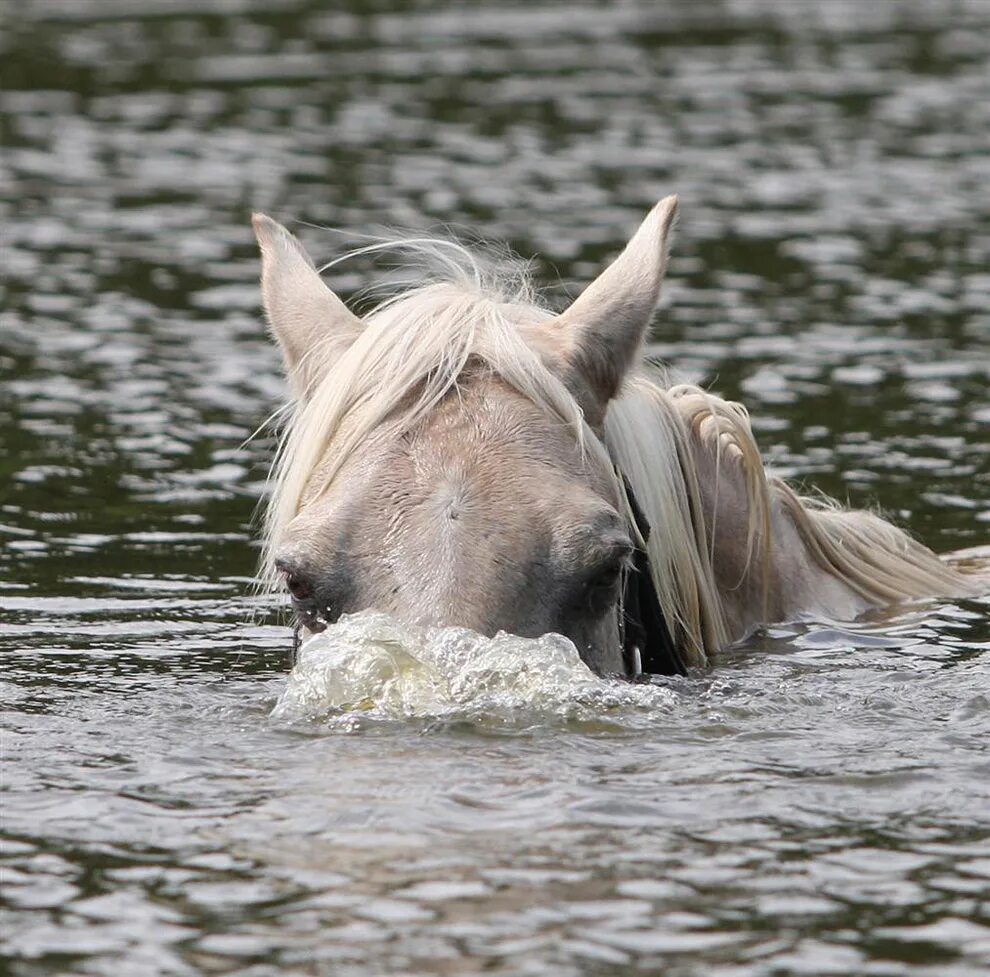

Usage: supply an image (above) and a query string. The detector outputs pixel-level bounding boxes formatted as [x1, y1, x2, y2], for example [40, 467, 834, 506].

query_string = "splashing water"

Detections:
[271, 611, 677, 725]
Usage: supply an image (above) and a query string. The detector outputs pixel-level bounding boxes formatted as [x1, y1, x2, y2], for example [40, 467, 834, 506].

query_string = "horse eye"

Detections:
[581, 557, 626, 612]
[286, 574, 313, 601]
[275, 561, 314, 602]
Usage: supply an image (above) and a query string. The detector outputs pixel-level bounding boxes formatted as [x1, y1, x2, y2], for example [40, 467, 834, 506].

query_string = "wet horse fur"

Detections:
[252, 197, 982, 677]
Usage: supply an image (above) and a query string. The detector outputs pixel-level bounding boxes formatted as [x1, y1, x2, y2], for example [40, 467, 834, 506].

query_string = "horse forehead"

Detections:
[402, 379, 620, 502]
[289, 378, 621, 552]
[409, 380, 580, 471]
[395, 391, 617, 538]
[306, 381, 590, 518]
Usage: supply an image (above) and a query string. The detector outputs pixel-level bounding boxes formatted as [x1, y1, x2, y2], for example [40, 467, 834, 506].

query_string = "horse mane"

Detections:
[262, 233, 977, 665]
[605, 377, 977, 664]
[603, 377, 747, 661]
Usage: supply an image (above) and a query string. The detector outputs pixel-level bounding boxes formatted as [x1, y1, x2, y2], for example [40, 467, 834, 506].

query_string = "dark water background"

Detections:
[2, 1, 989, 974]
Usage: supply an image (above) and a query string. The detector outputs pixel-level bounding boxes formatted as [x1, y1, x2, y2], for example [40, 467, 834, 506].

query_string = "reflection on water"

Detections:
[1, 0, 988, 974]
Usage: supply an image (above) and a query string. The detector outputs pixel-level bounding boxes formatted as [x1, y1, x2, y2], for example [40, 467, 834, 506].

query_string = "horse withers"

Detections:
[252, 198, 982, 678]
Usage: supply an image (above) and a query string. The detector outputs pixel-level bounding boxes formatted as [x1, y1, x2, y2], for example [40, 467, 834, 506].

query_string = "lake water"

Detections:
[2, 1, 989, 975]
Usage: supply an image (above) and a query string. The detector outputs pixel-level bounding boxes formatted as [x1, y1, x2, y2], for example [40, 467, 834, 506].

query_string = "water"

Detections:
[2, 0, 989, 973]
[271, 613, 680, 725]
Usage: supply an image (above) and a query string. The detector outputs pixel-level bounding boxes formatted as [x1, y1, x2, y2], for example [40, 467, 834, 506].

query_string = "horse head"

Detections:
[252, 198, 679, 677]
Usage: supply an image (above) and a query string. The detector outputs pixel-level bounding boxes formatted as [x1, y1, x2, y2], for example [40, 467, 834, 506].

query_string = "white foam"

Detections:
[270, 611, 677, 725]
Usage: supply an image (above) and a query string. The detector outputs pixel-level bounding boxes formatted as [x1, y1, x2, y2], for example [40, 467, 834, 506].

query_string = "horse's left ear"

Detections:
[253, 214, 362, 399]
[556, 196, 678, 421]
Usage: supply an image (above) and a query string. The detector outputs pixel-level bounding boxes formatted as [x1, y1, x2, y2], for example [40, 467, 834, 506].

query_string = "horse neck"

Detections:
[682, 405, 979, 642]
[684, 429, 863, 641]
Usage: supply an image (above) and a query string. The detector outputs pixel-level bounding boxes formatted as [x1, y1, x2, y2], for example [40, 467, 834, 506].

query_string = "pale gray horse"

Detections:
[253, 198, 982, 677]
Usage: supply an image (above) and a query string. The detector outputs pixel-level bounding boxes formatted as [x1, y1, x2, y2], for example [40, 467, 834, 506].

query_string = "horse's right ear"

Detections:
[555, 196, 678, 424]
[252, 214, 362, 398]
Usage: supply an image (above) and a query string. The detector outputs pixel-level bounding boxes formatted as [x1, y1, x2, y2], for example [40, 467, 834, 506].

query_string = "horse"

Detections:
[251, 197, 982, 678]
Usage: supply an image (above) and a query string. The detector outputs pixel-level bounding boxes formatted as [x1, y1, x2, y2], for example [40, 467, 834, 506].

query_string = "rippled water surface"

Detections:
[2, 1, 989, 974]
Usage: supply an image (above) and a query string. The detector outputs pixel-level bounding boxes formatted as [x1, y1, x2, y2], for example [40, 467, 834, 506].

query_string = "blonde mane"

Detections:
[262, 236, 978, 666]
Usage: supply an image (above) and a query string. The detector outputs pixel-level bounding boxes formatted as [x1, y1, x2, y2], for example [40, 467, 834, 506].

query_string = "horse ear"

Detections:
[252, 214, 362, 398]
[556, 196, 678, 420]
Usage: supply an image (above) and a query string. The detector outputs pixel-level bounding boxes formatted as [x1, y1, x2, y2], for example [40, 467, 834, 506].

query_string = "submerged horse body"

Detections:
[253, 198, 981, 677]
